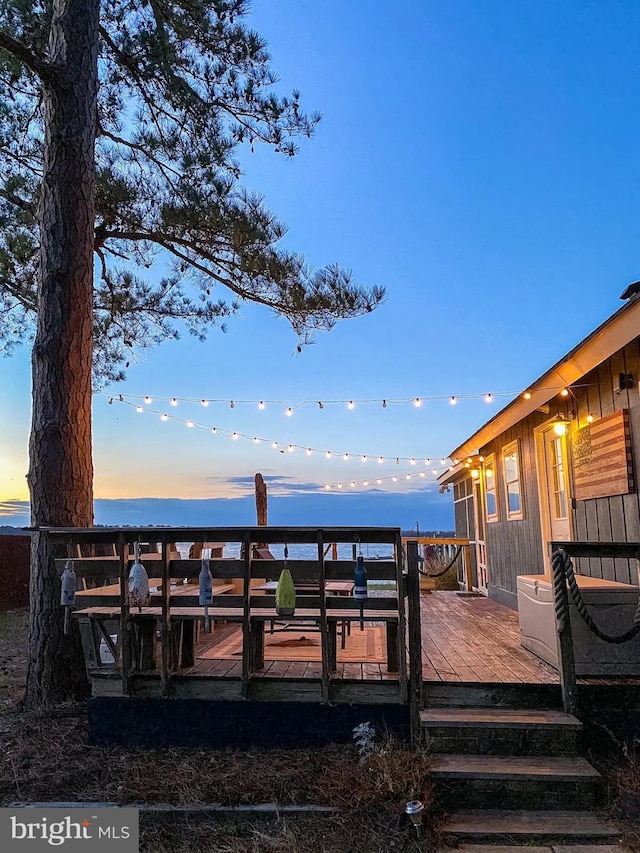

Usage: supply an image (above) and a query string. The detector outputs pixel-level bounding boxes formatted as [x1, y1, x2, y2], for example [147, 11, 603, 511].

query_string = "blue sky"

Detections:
[2, 0, 640, 528]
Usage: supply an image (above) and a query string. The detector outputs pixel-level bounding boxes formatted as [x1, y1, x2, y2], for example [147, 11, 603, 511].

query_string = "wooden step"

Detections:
[430, 755, 600, 781]
[430, 755, 601, 810]
[422, 708, 582, 755]
[436, 847, 623, 853]
[421, 708, 582, 730]
[438, 810, 620, 843]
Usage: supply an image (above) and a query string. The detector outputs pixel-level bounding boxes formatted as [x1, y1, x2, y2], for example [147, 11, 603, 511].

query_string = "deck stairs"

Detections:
[421, 701, 622, 849]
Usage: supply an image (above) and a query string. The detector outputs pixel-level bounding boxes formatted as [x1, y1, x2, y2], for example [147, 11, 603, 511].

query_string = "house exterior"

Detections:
[439, 290, 640, 610]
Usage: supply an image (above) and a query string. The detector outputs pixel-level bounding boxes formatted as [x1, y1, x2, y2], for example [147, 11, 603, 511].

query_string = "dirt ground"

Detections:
[0, 608, 432, 852]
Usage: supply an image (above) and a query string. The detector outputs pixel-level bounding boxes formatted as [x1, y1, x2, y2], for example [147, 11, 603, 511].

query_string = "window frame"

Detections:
[502, 439, 524, 521]
[483, 453, 499, 523]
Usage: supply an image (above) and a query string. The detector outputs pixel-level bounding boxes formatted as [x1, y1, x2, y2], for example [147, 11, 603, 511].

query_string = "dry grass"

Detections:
[0, 607, 432, 851]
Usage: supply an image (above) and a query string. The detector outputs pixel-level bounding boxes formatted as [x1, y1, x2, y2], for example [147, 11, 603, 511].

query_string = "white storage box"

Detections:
[517, 573, 640, 676]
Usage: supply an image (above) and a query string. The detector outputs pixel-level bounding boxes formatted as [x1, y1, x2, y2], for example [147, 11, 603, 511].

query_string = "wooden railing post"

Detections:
[405, 539, 424, 744]
[464, 544, 473, 591]
[241, 532, 252, 698]
[117, 533, 131, 695]
[318, 530, 330, 702]
[160, 538, 170, 697]
[550, 546, 577, 714]
[395, 532, 409, 704]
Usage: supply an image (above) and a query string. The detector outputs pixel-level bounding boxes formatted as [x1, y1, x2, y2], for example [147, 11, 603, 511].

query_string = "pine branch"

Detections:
[0, 29, 55, 82]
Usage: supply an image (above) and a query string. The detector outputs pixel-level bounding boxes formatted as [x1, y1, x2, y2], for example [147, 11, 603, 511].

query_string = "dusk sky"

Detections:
[2, 0, 640, 530]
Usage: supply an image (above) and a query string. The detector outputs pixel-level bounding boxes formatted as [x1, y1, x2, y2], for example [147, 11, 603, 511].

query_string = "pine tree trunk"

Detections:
[24, 0, 99, 707]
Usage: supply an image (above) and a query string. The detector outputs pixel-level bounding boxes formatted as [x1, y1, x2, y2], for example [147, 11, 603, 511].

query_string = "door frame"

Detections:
[534, 419, 574, 577]
[472, 477, 488, 594]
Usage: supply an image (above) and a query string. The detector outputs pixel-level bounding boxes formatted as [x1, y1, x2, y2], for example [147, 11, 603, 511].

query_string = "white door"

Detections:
[536, 423, 572, 573]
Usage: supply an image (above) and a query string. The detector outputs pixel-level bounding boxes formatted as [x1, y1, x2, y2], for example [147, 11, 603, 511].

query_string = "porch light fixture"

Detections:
[553, 415, 567, 436]
[471, 469, 480, 479]
[405, 800, 425, 837]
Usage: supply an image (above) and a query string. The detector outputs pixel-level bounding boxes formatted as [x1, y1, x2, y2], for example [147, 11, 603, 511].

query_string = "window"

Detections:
[502, 441, 523, 520]
[483, 454, 498, 522]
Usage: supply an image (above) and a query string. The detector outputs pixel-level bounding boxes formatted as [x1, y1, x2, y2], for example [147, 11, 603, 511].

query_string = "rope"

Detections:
[418, 545, 463, 579]
[552, 548, 640, 644]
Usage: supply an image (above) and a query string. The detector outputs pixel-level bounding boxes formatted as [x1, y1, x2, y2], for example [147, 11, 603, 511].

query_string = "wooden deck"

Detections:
[172, 591, 558, 685]
[420, 591, 559, 684]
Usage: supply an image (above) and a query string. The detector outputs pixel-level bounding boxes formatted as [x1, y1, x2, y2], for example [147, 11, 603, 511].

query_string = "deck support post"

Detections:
[160, 539, 171, 697]
[241, 532, 252, 698]
[405, 539, 424, 744]
[318, 531, 330, 701]
[551, 546, 577, 715]
[395, 532, 409, 704]
[118, 533, 131, 695]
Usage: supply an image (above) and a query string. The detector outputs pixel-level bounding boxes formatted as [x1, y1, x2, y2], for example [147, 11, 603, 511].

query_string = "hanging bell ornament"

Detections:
[128, 542, 149, 610]
[60, 559, 76, 635]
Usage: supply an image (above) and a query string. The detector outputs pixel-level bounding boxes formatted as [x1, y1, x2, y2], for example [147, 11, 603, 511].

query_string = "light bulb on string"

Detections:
[337, 483, 343, 489]
[414, 398, 422, 407]
[326, 451, 331, 459]
[306, 448, 312, 456]
[230, 401, 235, 408]
[161, 414, 168, 421]
[286, 407, 293, 417]
[363, 480, 369, 485]
[382, 400, 387, 408]
[348, 401, 355, 410]
[392, 476, 398, 482]
[287, 444, 294, 453]
[419, 472, 425, 478]
[586, 413, 594, 424]
[324, 484, 330, 490]
[406, 474, 411, 480]
[211, 427, 217, 434]
[186, 420, 194, 428]
[272, 441, 279, 449]
[318, 402, 323, 409]
[410, 458, 416, 465]
[560, 388, 569, 397]
[484, 393, 493, 403]
[171, 398, 178, 406]
[343, 453, 349, 461]
[201, 399, 209, 407]
[350, 481, 356, 487]
[232, 431, 238, 439]
[361, 455, 367, 462]
[440, 458, 446, 465]
[449, 396, 457, 405]
[254, 437, 260, 444]
[523, 391, 532, 400]
[136, 406, 143, 413]
[144, 396, 152, 404]
[258, 401, 265, 410]
[376, 478, 382, 484]
[395, 458, 400, 465]
[424, 458, 430, 465]
[378, 456, 384, 464]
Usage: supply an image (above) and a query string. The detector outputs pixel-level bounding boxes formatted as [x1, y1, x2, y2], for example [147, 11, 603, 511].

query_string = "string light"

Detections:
[586, 413, 594, 424]
[286, 407, 293, 416]
[109, 386, 593, 415]
[287, 444, 294, 453]
[106, 397, 451, 466]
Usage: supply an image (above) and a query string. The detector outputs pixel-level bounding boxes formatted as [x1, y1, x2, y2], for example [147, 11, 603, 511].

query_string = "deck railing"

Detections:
[44, 525, 424, 737]
[402, 536, 472, 591]
[550, 540, 640, 714]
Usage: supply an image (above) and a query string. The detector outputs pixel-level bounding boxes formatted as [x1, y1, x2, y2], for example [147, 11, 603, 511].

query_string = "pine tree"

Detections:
[0, 0, 383, 706]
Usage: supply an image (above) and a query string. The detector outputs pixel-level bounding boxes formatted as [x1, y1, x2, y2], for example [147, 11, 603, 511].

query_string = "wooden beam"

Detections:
[395, 532, 409, 704]
[405, 539, 424, 744]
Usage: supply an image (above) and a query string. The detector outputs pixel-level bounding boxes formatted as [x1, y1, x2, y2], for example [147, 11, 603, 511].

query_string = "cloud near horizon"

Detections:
[0, 489, 453, 531]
